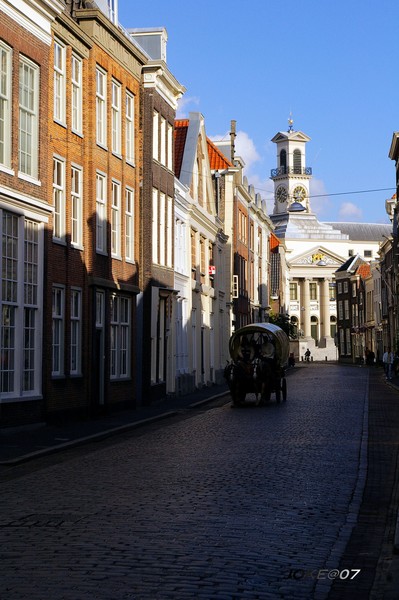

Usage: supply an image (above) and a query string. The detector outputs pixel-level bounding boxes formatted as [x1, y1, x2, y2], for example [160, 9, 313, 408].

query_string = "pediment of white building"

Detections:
[289, 246, 346, 267]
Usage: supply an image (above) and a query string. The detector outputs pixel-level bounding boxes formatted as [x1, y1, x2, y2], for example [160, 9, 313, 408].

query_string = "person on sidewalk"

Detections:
[383, 346, 394, 380]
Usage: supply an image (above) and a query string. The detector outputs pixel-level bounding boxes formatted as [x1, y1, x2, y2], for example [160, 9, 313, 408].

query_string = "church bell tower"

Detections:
[270, 117, 312, 215]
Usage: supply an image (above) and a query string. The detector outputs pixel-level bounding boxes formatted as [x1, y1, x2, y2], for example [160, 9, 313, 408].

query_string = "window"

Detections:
[289, 282, 298, 300]
[0, 42, 12, 168]
[329, 282, 336, 301]
[19, 57, 39, 179]
[111, 180, 121, 257]
[71, 54, 83, 134]
[110, 295, 131, 378]
[309, 282, 317, 300]
[53, 157, 65, 241]
[152, 188, 158, 263]
[348, 249, 354, 257]
[343, 281, 348, 293]
[337, 281, 342, 295]
[70, 289, 82, 375]
[52, 286, 64, 376]
[345, 328, 351, 355]
[293, 149, 301, 173]
[71, 165, 83, 246]
[111, 79, 121, 155]
[125, 187, 134, 261]
[166, 195, 173, 268]
[344, 299, 349, 320]
[96, 172, 107, 253]
[160, 117, 166, 165]
[338, 300, 343, 320]
[53, 39, 66, 124]
[167, 122, 173, 170]
[96, 67, 107, 146]
[152, 110, 159, 160]
[279, 149, 287, 170]
[352, 282, 357, 297]
[1, 214, 41, 394]
[364, 250, 372, 258]
[125, 91, 135, 164]
[159, 192, 165, 265]
[340, 328, 345, 355]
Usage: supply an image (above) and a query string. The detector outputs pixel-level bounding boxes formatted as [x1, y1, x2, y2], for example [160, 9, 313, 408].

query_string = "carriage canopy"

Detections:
[229, 323, 290, 367]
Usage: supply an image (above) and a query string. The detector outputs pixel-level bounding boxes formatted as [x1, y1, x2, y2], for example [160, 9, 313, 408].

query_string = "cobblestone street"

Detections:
[0, 365, 378, 599]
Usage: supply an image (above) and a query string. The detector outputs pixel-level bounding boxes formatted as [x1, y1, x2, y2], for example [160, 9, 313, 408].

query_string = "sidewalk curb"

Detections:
[0, 391, 230, 467]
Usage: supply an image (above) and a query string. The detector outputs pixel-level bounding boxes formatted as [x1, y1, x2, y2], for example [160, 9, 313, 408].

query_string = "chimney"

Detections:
[230, 120, 236, 163]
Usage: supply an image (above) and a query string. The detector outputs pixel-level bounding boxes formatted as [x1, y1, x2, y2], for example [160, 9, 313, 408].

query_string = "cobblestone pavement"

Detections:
[0, 365, 376, 599]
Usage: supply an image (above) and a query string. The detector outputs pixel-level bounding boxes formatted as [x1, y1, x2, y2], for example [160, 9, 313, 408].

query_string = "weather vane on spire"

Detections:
[288, 113, 294, 132]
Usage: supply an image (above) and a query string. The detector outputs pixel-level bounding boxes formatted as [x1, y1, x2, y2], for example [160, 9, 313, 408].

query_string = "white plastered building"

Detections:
[269, 121, 391, 360]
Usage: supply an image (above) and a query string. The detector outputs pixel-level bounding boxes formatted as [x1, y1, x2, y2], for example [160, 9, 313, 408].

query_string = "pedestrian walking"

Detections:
[383, 346, 394, 380]
[305, 348, 311, 362]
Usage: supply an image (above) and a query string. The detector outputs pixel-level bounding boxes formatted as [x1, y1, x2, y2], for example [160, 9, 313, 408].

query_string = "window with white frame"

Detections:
[159, 192, 165, 265]
[111, 79, 121, 155]
[160, 117, 166, 165]
[125, 187, 134, 261]
[309, 282, 317, 300]
[289, 282, 298, 300]
[344, 299, 349, 320]
[125, 91, 135, 164]
[53, 157, 65, 241]
[52, 285, 64, 376]
[71, 54, 83, 134]
[152, 110, 159, 161]
[339, 328, 345, 355]
[167, 122, 173, 171]
[96, 172, 107, 253]
[345, 328, 351, 355]
[166, 195, 173, 267]
[71, 165, 83, 247]
[19, 56, 39, 179]
[70, 288, 82, 375]
[96, 66, 107, 146]
[53, 39, 66, 124]
[338, 300, 343, 320]
[0, 42, 12, 168]
[337, 281, 342, 295]
[1, 213, 42, 395]
[343, 281, 348, 293]
[152, 188, 158, 263]
[110, 294, 131, 379]
[111, 180, 121, 257]
[352, 282, 357, 297]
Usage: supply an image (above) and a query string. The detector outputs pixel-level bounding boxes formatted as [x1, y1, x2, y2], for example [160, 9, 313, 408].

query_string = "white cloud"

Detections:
[309, 178, 332, 217]
[235, 130, 261, 172]
[176, 96, 200, 118]
[338, 202, 363, 221]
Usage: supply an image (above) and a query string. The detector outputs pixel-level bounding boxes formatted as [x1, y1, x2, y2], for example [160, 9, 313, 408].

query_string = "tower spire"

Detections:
[288, 113, 294, 132]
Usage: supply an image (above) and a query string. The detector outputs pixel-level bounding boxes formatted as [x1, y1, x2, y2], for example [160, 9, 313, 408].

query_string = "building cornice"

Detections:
[142, 61, 186, 109]
[0, 0, 65, 45]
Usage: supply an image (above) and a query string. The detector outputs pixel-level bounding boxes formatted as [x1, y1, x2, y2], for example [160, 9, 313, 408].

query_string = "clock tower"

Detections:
[270, 118, 312, 215]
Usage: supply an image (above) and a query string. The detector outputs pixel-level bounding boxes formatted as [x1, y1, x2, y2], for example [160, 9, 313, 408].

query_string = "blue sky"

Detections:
[118, 0, 398, 224]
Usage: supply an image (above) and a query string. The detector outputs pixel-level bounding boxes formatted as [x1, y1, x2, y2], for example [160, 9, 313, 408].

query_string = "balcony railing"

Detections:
[270, 166, 312, 178]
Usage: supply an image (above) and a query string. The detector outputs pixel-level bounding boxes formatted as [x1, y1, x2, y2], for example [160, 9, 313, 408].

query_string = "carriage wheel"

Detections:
[282, 378, 287, 402]
[275, 383, 281, 403]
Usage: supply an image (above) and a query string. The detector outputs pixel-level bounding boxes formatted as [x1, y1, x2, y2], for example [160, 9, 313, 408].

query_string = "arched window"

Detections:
[293, 149, 302, 174]
[330, 315, 337, 339]
[280, 149, 287, 173]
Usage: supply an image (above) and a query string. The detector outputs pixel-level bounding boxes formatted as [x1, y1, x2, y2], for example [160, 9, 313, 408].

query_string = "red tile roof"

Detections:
[269, 232, 280, 252]
[174, 119, 233, 179]
[174, 119, 189, 178]
[207, 138, 233, 170]
[357, 263, 371, 278]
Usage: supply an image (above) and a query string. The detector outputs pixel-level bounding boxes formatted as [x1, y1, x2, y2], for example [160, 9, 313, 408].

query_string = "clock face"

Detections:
[276, 186, 288, 203]
[293, 186, 306, 202]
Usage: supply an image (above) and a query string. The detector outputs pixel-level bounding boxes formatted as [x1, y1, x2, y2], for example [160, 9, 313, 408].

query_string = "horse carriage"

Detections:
[224, 323, 290, 407]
